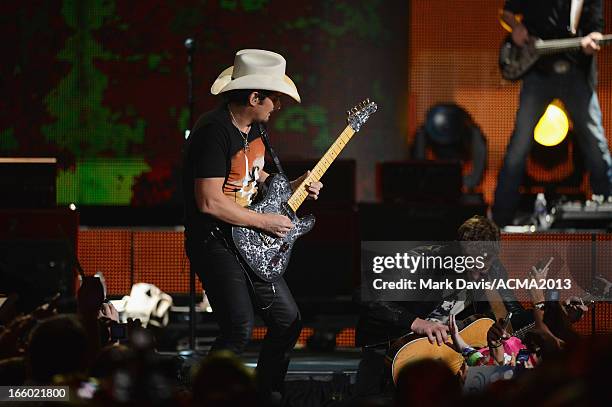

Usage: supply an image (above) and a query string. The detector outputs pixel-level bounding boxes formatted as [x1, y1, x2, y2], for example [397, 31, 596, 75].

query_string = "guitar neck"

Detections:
[536, 34, 612, 55]
[287, 125, 356, 212]
[513, 321, 535, 340]
[512, 293, 599, 340]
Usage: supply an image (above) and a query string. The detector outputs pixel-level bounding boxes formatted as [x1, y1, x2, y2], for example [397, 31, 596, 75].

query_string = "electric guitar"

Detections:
[231, 99, 377, 282]
[499, 34, 612, 81]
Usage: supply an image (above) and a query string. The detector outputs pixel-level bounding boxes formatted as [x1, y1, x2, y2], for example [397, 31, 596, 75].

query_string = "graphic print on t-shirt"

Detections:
[223, 138, 265, 207]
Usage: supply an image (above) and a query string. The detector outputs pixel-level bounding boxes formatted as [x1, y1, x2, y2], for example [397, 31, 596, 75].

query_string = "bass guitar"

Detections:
[232, 99, 377, 282]
[499, 34, 612, 81]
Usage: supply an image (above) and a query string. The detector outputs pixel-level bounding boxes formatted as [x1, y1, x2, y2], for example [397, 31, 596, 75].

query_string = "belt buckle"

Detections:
[553, 60, 570, 74]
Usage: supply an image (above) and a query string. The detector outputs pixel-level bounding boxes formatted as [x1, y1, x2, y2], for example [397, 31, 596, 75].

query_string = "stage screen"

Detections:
[1, 0, 409, 206]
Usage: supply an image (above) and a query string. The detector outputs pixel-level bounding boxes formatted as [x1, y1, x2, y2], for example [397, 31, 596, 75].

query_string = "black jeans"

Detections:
[186, 233, 302, 394]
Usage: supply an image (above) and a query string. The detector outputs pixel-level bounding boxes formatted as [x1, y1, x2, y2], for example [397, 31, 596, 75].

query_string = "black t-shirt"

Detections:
[504, 0, 603, 40]
[504, 0, 603, 78]
[182, 104, 266, 241]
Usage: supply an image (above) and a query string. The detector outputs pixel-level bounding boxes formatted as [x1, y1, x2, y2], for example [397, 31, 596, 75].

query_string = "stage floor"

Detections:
[170, 347, 361, 379]
[167, 347, 364, 406]
[243, 348, 361, 380]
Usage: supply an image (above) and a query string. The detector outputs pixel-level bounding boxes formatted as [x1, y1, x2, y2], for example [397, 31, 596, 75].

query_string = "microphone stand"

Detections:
[185, 37, 196, 131]
[184, 37, 196, 351]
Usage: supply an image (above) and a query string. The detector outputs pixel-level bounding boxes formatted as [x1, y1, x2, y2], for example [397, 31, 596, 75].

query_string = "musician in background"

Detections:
[354, 216, 531, 397]
[426, 216, 532, 328]
[182, 49, 321, 400]
[493, 0, 612, 226]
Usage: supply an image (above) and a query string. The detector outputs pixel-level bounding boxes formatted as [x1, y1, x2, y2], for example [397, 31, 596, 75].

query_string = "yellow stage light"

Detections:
[534, 101, 569, 147]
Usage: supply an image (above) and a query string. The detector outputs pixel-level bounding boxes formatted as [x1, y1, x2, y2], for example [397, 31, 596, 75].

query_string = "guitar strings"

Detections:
[535, 36, 612, 53]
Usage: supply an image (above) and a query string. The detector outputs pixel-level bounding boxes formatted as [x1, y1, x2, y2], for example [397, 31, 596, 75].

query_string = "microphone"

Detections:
[184, 37, 196, 53]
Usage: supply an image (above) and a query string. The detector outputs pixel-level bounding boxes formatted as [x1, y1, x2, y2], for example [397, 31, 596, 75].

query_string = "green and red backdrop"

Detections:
[4, 0, 612, 206]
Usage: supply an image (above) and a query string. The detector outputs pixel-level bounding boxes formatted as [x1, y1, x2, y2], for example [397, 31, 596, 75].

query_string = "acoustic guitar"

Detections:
[388, 315, 538, 384]
[388, 290, 602, 384]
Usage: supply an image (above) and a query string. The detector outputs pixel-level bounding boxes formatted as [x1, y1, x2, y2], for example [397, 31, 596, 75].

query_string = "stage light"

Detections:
[413, 103, 487, 191]
[425, 104, 471, 146]
[534, 100, 569, 147]
[525, 103, 584, 198]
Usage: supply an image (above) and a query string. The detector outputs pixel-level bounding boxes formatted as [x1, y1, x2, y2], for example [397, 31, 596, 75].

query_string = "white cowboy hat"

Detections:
[210, 49, 301, 103]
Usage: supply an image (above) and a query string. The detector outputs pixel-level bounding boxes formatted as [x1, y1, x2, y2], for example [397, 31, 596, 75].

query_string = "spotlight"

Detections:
[526, 100, 582, 188]
[413, 103, 487, 191]
[525, 131, 584, 188]
[534, 100, 569, 147]
[425, 104, 472, 146]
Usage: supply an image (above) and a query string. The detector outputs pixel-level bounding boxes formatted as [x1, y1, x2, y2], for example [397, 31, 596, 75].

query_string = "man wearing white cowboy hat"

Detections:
[182, 49, 322, 398]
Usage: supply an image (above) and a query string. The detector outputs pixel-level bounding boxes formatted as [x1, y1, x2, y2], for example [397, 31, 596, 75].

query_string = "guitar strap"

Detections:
[257, 123, 286, 176]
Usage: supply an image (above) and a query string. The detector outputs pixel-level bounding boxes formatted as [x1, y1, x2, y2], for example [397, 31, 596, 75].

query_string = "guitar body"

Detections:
[499, 35, 540, 81]
[231, 173, 315, 282]
[389, 317, 494, 384]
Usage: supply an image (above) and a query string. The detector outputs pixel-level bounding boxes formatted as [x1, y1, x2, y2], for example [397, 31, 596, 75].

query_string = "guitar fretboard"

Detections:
[513, 322, 535, 340]
[511, 293, 599, 340]
[536, 34, 612, 55]
[287, 125, 356, 212]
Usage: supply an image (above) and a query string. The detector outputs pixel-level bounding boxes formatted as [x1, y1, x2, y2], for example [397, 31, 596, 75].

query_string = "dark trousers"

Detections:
[186, 234, 302, 394]
[493, 67, 612, 226]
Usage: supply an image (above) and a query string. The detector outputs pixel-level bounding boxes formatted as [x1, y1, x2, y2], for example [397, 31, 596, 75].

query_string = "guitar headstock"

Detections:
[347, 98, 377, 132]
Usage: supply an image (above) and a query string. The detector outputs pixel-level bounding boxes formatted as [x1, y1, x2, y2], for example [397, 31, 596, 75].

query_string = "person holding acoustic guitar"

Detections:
[493, 0, 612, 226]
[354, 216, 532, 397]
[182, 49, 322, 401]
[448, 258, 590, 373]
